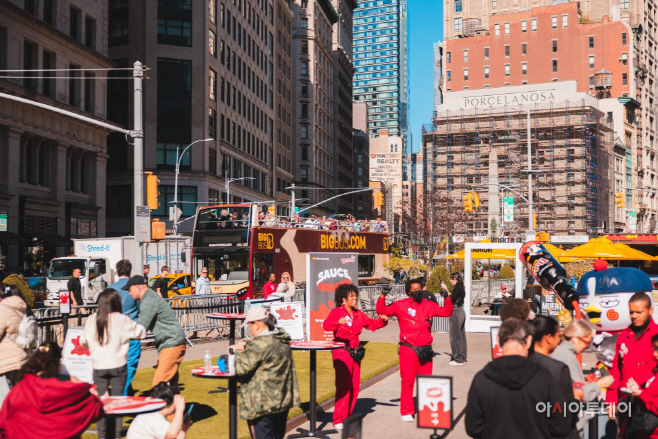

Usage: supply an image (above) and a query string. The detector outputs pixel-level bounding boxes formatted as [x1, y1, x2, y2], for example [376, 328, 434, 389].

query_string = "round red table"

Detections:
[101, 396, 166, 438]
[288, 341, 345, 439]
[192, 366, 239, 439]
[206, 312, 245, 345]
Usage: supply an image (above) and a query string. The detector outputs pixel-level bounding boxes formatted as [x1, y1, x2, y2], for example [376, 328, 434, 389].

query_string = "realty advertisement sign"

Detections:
[271, 301, 304, 340]
[417, 375, 453, 430]
[62, 327, 93, 383]
[306, 253, 358, 341]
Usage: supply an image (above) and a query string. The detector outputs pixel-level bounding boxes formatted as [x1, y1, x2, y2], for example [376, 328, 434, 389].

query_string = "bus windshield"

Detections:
[196, 206, 251, 230]
[48, 259, 87, 280]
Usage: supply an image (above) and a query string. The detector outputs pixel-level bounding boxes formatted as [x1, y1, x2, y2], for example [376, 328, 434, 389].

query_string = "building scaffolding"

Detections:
[422, 100, 614, 237]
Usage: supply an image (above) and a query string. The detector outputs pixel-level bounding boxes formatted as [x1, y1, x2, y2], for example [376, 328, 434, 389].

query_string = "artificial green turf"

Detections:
[84, 341, 399, 439]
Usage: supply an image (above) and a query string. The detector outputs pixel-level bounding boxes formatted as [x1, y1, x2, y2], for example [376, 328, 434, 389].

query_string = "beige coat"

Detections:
[0, 296, 29, 374]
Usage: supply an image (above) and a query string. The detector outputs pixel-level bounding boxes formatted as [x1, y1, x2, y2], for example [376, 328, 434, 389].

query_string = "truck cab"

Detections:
[45, 257, 112, 306]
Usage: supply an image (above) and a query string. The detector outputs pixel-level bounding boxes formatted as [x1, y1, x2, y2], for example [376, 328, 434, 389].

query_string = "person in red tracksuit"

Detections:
[606, 292, 658, 438]
[627, 333, 658, 439]
[323, 284, 388, 430]
[376, 286, 454, 421]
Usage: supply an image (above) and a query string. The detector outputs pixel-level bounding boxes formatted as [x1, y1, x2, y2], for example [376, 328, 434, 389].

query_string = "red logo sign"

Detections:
[70, 336, 90, 356]
[276, 305, 298, 320]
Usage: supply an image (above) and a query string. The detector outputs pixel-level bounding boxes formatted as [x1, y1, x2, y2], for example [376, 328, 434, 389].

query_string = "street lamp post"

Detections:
[225, 177, 255, 202]
[173, 138, 213, 235]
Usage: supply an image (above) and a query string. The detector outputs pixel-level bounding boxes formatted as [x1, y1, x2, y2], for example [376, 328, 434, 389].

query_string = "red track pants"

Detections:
[399, 344, 433, 416]
[332, 349, 361, 424]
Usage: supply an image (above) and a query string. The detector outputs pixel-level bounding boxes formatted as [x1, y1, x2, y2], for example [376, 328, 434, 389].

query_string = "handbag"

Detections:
[346, 346, 366, 363]
[400, 342, 435, 361]
[631, 399, 658, 433]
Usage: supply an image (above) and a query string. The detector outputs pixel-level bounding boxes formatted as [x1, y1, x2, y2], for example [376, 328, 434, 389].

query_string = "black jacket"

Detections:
[529, 352, 578, 439]
[450, 282, 465, 307]
[466, 355, 571, 439]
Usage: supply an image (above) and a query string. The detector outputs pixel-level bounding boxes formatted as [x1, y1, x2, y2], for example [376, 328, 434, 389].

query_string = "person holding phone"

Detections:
[127, 382, 192, 439]
[270, 272, 295, 301]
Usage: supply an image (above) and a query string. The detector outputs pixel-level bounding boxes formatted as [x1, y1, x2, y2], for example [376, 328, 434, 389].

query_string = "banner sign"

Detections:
[490, 326, 502, 359]
[0, 213, 6, 232]
[417, 375, 453, 430]
[541, 289, 572, 326]
[135, 206, 151, 243]
[271, 301, 304, 340]
[306, 253, 358, 341]
[59, 290, 71, 314]
[62, 327, 93, 383]
[628, 212, 637, 233]
[550, 235, 589, 244]
[503, 197, 514, 222]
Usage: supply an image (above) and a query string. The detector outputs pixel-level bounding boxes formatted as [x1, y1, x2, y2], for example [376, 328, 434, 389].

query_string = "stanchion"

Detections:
[59, 290, 71, 339]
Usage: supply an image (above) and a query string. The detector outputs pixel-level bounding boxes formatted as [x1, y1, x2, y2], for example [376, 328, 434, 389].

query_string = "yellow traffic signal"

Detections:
[463, 193, 473, 212]
[374, 190, 384, 208]
[615, 192, 625, 209]
[472, 191, 480, 211]
[532, 212, 538, 229]
[146, 172, 160, 211]
[151, 218, 166, 240]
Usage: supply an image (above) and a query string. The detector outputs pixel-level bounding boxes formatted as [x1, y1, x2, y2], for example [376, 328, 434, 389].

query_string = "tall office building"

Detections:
[291, 0, 337, 215]
[432, 41, 443, 114]
[106, 0, 282, 235]
[444, 0, 658, 233]
[0, 0, 112, 273]
[352, 0, 408, 141]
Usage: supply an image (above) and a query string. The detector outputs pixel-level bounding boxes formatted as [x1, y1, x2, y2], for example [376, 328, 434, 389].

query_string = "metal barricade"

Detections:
[35, 305, 97, 345]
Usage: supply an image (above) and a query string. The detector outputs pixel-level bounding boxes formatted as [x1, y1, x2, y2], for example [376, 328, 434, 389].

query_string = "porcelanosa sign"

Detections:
[442, 81, 579, 110]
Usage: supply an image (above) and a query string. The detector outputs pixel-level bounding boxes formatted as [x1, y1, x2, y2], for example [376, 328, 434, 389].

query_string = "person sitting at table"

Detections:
[0, 342, 104, 439]
[323, 284, 388, 430]
[127, 381, 192, 439]
[230, 307, 300, 439]
[493, 284, 513, 302]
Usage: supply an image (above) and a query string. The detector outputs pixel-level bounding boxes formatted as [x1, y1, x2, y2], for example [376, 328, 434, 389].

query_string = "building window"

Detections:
[157, 143, 190, 170]
[447, 70, 451, 82]
[454, 17, 462, 30]
[492, 0, 496, 7]
[70, 7, 81, 41]
[522, 62, 527, 75]
[209, 68, 216, 101]
[552, 59, 558, 72]
[301, 168, 307, 182]
[521, 43, 527, 55]
[503, 64, 510, 76]
[521, 20, 527, 32]
[447, 52, 451, 63]
[484, 47, 489, 59]
[532, 18, 537, 31]
[562, 14, 568, 27]
[463, 68, 469, 80]
[301, 82, 308, 97]
[209, 108, 217, 139]
[463, 49, 468, 62]
[301, 61, 308, 75]
[154, 186, 197, 217]
[158, 19, 192, 46]
[301, 125, 308, 139]
[157, 58, 192, 144]
[589, 75, 595, 87]
[484, 66, 490, 78]
[622, 32, 627, 45]
[504, 45, 510, 57]
[301, 146, 308, 160]
[68, 63, 80, 107]
[84, 72, 95, 112]
[621, 53, 628, 65]
[621, 0, 629, 9]
[209, 29, 216, 56]
[209, 0, 216, 23]
[300, 18, 308, 28]
[622, 73, 628, 85]
[455, 0, 462, 13]
[552, 40, 557, 52]
[589, 55, 595, 68]
[494, 23, 500, 35]
[301, 103, 308, 118]
[301, 40, 308, 54]
[551, 15, 557, 28]
[85, 17, 96, 49]
[504, 22, 510, 34]
[209, 148, 217, 175]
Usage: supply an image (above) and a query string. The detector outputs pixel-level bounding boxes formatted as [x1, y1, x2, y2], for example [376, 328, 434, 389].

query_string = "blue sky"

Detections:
[407, 0, 443, 153]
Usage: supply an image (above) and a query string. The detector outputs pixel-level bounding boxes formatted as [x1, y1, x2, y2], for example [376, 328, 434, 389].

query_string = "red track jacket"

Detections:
[376, 295, 454, 346]
[323, 305, 387, 348]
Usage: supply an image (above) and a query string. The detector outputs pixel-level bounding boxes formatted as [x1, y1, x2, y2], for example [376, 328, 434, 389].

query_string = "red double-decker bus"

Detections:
[191, 204, 390, 298]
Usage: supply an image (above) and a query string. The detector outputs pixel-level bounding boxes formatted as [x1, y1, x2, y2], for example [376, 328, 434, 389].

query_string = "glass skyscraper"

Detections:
[353, 0, 408, 140]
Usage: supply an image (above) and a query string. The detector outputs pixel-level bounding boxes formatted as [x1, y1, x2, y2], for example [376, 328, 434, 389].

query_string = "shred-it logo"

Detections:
[316, 268, 352, 292]
[340, 255, 356, 264]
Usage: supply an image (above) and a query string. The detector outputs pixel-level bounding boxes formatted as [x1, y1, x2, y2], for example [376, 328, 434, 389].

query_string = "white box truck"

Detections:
[44, 236, 190, 306]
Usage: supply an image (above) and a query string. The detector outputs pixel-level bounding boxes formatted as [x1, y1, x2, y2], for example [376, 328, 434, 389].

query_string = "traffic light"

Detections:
[532, 212, 538, 229]
[472, 191, 480, 211]
[615, 192, 625, 209]
[151, 218, 166, 240]
[374, 190, 384, 208]
[146, 172, 160, 211]
[463, 193, 473, 212]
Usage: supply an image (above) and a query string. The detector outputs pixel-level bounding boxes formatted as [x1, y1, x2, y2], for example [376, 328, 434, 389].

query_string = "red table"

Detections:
[206, 313, 246, 345]
[101, 396, 166, 438]
[192, 366, 239, 439]
[288, 341, 345, 439]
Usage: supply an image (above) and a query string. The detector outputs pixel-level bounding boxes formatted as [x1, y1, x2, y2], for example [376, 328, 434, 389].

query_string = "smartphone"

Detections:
[186, 403, 195, 418]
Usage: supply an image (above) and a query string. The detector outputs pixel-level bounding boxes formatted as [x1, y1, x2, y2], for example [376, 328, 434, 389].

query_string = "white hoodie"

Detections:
[81, 312, 146, 370]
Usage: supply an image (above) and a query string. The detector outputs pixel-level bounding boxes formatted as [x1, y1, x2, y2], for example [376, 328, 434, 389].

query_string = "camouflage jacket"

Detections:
[234, 328, 301, 420]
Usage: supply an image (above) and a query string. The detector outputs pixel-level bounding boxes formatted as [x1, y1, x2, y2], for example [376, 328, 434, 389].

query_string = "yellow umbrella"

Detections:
[559, 237, 657, 261]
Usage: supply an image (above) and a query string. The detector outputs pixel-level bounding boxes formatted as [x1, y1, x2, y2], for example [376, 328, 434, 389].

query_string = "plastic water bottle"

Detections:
[204, 350, 212, 373]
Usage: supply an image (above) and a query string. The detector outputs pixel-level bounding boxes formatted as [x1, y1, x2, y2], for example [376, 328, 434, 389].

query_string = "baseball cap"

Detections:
[244, 307, 269, 324]
[122, 275, 147, 290]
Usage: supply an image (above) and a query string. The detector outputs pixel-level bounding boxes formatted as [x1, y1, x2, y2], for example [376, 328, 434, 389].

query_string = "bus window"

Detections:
[252, 254, 273, 289]
[199, 254, 249, 283]
[196, 206, 250, 229]
[358, 255, 375, 277]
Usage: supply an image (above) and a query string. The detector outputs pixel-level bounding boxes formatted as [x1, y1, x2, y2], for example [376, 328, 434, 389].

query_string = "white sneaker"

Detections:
[334, 423, 343, 430]
[401, 415, 414, 422]
[449, 360, 466, 366]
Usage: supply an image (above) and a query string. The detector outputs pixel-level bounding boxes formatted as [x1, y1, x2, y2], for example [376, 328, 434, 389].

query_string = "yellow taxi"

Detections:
[148, 273, 193, 298]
